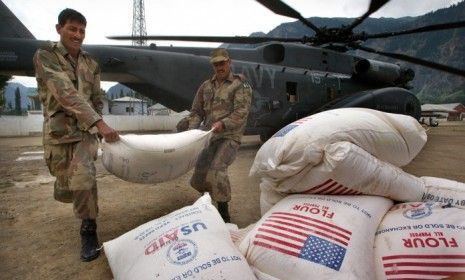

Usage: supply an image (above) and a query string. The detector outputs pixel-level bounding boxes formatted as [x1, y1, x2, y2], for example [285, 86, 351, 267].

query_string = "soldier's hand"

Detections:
[212, 121, 224, 133]
[176, 117, 190, 132]
[95, 120, 119, 143]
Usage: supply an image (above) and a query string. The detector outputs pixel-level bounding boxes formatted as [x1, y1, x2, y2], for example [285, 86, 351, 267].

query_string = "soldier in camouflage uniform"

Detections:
[33, 8, 119, 262]
[177, 48, 252, 222]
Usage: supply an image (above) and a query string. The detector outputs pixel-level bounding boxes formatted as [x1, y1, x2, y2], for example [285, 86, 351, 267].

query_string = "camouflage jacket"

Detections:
[33, 41, 103, 145]
[188, 72, 252, 142]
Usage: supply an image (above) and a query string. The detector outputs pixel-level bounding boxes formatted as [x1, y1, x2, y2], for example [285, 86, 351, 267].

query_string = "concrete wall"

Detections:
[0, 115, 44, 136]
[0, 113, 188, 137]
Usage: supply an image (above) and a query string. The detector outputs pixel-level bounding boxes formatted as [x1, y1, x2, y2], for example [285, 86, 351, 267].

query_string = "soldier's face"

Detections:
[56, 19, 86, 58]
[212, 59, 231, 82]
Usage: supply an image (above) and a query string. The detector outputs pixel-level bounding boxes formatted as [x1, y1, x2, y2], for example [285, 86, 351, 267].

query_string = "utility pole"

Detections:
[132, 0, 147, 46]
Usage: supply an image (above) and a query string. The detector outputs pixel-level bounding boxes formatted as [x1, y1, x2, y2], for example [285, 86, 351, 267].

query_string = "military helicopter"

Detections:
[1, 0, 465, 141]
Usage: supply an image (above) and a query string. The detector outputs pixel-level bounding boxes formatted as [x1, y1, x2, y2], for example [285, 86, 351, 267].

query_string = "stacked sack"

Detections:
[240, 108, 465, 279]
[238, 194, 393, 279]
[251, 108, 427, 178]
[375, 202, 465, 279]
[250, 108, 465, 214]
[251, 108, 427, 215]
[421, 177, 465, 209]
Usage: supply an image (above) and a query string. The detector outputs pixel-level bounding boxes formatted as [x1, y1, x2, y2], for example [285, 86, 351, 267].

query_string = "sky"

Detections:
[3, 0, 463, 89]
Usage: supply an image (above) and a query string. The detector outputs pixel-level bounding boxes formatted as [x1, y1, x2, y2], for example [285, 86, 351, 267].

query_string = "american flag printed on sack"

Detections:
[252, 211, 352, 271]
[381, 254, 465, 279]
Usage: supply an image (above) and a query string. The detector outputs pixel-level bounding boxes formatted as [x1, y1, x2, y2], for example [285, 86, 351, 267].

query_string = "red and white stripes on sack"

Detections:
[374, 202, 465, 279]
[299, 178, 362, 195]
[280, 142, 425, 201]
[258, 142, 425, 214]
[253, 211, 352, 267]
[239, 194, 393, 280]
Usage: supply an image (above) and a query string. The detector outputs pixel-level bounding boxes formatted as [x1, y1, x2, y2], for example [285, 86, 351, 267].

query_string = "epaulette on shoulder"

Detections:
[233, 73, 248, 82]
[233, 73, 252, 90]
[37, 41, 55, 52]
[82, 51, 98, 63]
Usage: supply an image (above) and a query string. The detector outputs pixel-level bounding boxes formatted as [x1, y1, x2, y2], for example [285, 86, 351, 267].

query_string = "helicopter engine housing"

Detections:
[328, 87, 421, 120]
[353, 59, 414, 86]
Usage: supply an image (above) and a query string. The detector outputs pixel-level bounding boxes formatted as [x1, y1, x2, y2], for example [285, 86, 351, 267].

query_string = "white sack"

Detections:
[229, 223, 256, 247]
[102, 129, 212, 184]
[250, 108, 426, 179]
[239, 194, 393, 280]
[276, 142, 425, 202]
[421, 176, 465, 209]
[103, 193, 257, 280]
[252, 267, 281, 280]
[374, 202, 465, 279]
[259, 177, 287, 215]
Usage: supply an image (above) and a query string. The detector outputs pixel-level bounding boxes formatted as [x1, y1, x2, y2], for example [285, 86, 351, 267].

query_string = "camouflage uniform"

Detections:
[33, 41, 103, 220]
[187, 72, 252, 202]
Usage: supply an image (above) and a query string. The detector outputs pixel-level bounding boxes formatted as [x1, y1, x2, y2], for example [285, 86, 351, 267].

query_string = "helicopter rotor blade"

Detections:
[345, 0, 390, 32]
[351, 44, 465, 77]
[362, 20, 465, 40]
[255, 0, 320, 34]
[107, 35, 305, 44]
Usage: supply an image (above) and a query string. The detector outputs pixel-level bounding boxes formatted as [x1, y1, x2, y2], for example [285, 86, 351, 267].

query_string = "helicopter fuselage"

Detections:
[0, 38, 420, 139]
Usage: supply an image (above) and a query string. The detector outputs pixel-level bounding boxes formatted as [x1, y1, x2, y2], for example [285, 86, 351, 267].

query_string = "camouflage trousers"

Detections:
[190, 138, 240, 202]
[44, 132, 99, 220]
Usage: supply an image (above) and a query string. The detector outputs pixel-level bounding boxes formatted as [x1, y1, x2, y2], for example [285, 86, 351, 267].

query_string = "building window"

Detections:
[125, 107, 134, 113]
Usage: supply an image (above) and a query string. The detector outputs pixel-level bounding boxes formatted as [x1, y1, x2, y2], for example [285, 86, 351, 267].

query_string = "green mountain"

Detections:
[256, 1, 465, 104]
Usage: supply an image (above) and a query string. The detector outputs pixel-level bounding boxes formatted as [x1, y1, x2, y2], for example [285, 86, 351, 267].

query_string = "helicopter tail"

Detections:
[0, 1, 35, 39]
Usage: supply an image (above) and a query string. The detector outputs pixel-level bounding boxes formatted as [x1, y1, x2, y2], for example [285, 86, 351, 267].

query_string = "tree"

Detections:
[119, 89, 124, 98]
[0, 75, 11, 92]
[14, 87, 22, 115]
[0, 75, 12, 114]
[0, 88, 4, 113]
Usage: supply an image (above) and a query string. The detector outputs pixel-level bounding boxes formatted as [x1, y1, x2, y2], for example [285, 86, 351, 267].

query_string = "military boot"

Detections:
[217, 202, 231, 223]
[80, 219, 100, 262]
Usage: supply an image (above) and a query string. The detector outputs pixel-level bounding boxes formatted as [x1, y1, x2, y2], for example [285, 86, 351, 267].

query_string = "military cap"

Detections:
[210, 48, 230, 63]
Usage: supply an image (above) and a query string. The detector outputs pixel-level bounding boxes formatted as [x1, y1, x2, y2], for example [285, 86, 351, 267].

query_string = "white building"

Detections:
[110, 96, 148, 115]
[147, 103, 171, 116]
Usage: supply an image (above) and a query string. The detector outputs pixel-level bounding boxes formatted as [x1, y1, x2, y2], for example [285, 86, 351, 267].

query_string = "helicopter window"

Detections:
[286, 82, 298, 103]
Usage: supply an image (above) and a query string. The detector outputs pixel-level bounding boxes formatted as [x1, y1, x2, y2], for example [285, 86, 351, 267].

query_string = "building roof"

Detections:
[441, 103, 464, 111]
[112, 96, 146, 103]
[148, 103, 168, 110]
[421, 104, 455, 113]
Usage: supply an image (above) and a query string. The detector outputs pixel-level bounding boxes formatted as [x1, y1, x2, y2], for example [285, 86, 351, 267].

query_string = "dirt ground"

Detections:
[1, 123, 465, 280]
